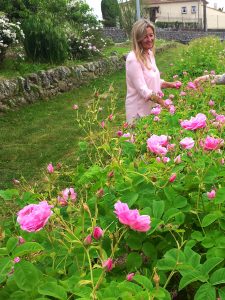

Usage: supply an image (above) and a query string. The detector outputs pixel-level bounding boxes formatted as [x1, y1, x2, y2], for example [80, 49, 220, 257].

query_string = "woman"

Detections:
[126, 19, 181, 124]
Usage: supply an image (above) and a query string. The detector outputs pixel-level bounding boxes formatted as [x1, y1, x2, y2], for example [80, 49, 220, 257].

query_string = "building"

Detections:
[140, 0, 225, 30]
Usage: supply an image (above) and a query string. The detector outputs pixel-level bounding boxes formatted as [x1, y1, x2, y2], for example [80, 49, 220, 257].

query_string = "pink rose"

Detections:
[216, 114, 225, 124]
[114, 201, 151, 232]
[180, 137, 195, 149]
[58, 188, 77, 206]
[150, 106, 161, 115]
[126, 273, 135, 281]
[84, 234, 92, 245]
[169, 173, 176, 183]
[174, 155, 182, 164]
[180, 113, 207, 130]
[153, 116, 160, 122]
[201, 136, 224, 151]
[47, 163, 54, 173]
[108, 114, 113, 121]
[162, 156, 170, 163]
[164, 99, 173, 106]
[175, 81, 182, 89]
[208, 100, 215, 106]
[147, 135, 169, 156]
[72, 104, 79, 110]
[169, 94, 175, 99]
[180, 91, 186, 96]
[169, 105, 176, 115]
[17, 201, 53, 232]
[102, 258, 113, 272]
[100, 121, 105, 128]
[117, 130, 123, 137]
[187, 82, 196, 89]
[13, 257, 20, 263]
[93, 226, 103, 240]
[207, 189, 216, 199]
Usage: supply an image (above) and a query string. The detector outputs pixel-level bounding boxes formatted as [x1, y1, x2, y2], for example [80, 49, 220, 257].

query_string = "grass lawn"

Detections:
[0, 44, 184, 189]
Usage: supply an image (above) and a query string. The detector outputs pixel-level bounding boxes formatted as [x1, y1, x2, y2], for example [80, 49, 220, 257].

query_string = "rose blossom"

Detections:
[126, 273, 135, 281]
[180, 91, 186, 96]
[150, 106, 161, 115]
[169, 105, 176, 115]
[207, 189, 216, 199]
[208, 100, 215, 106]
[174, 155, 182, 164]
[164, 99, 173, 106]
[180, 113, 207, 130]
[162, 157, 170, 163]
[153, 116, 160, 122]
[175, 81, 182, 89]
[13, 257, 20, 263]
[169, 173, 176, 183]
[147, 135, 169, 156]
[114, 201, 151, 232]
[180, 137, 195, 149]
[17, 201, 53, 232]
[187, 82, 196, 89]
[102, 258, 113, 272]
[201, 136, 224, 151]
[93, 226, 103, 240]
[47, 163, 54, 173]
[58, 188, 77, 206]
[169, 94, 175, 99]
[117, 130, 123, 137]
[216, 114, 225, 124]
[72, 104, 79, 110]
[84, 234, 92, 245]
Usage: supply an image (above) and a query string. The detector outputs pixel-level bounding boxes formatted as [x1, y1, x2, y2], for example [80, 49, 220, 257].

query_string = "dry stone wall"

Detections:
[0, 56, 125, 112]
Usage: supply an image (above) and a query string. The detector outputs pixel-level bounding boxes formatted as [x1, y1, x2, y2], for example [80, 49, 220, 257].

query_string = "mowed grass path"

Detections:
[0, 45, 184, 189]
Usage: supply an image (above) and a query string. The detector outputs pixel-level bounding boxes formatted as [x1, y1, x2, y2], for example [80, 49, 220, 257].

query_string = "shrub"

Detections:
[101, 0, 120, 27]
[0, 15, 24, 63]
[22, 16, 68, 63]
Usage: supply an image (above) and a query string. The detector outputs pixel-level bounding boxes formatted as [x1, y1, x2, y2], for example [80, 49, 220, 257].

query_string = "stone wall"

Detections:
[102, 27, 127, 43]
[0, 56, 125, 112]
[156, 29, 225, 44]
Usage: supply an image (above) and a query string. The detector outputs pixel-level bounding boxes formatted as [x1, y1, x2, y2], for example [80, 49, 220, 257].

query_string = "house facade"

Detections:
[141, 0, 225, 30]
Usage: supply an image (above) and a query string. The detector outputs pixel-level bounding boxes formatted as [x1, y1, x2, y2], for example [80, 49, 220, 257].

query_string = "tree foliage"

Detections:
[101, 0, 120, 27]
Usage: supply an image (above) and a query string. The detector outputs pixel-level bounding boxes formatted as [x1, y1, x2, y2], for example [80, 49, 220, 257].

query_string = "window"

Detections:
[181, 7, 187, 14]
[191, 6, 197, 14]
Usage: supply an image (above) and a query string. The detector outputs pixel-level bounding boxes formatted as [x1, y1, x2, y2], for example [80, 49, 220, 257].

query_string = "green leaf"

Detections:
[9, 291, 30, 300]
[121, 191, 139, 207]
[6, 237, 18, 254]
[126, 252, 142, 270]
[191, 231, 204, 241]
[12, 242, 44, 258]
[0, 248, 8, 256]
[202, 257, 223, 275]
[0, 189, 19, 200]
[219, 287, 225, 300]
[133, 274, 153, 290]
[194, 283, 216, 300]
[202, 213, 221, 227]
[210, 268, 225, 285]
[14, 261, 40, 291]
[179, 271, 207, 290]
[0, 257, 13, 283]
[214, 187, 225, 204]
[153, 200, 165, 219]
[38, 282, 67, 300]
[126, 233, 144, 250]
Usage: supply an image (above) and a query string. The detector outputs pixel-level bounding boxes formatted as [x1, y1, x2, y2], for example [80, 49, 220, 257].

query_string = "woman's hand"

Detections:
[162, 81, 182, 89]
[193, 75, 209, 87]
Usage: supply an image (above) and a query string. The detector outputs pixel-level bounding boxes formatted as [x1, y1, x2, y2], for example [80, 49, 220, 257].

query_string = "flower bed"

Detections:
[1, 36, 225, 299]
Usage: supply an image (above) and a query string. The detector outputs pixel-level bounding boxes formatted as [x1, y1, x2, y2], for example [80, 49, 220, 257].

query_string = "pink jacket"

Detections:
[125, 50, 164, 124]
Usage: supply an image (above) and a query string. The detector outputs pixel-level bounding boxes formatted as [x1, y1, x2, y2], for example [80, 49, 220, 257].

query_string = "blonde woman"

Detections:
[126, 19, 181, 124]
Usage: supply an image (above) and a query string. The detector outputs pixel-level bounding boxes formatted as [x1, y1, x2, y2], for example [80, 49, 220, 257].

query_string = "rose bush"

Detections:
[1, 37, 225, 299]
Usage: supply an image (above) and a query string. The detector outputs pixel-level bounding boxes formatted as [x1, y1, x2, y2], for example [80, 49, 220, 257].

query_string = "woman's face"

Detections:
[140, 26, 155, 51]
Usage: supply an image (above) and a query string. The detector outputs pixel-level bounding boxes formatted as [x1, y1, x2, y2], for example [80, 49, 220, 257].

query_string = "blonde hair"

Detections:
[131, 19, 156, 69]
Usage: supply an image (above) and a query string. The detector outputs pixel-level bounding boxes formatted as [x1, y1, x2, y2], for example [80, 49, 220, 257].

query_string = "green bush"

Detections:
[22, 16, 68, 63]
[101, 0, 120, 27]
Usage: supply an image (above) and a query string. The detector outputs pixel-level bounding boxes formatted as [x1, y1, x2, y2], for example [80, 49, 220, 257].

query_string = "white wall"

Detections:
[207, 7, 225, 29]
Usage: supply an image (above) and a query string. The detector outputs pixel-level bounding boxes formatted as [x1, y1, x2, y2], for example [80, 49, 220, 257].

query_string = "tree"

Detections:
[101, 0, 120, 27]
